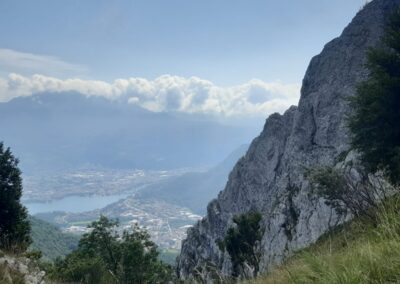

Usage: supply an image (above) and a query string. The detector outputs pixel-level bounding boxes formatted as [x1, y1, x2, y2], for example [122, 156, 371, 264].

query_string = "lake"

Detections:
[24, 193, 132, 215]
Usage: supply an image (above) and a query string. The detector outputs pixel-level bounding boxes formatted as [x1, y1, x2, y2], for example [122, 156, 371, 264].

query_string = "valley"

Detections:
[22, 168, 205, 251]
[34, 196, 202, 250]
[22, 168, 195, 203]
[22, 145, 247, 252]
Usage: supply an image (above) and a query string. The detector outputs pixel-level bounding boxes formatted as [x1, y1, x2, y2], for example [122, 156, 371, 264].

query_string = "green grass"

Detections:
[247, 196, 400, 284]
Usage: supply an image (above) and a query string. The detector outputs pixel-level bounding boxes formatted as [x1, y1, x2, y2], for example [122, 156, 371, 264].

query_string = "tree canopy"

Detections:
[349, 9, 400, 186]
[51, 216, 173, 284]
[0, 142, 31, 252]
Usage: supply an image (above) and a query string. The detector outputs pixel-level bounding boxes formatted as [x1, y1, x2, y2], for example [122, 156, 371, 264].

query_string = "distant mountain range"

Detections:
[0, 92, 260, 173]
[138, 144, 248, 214]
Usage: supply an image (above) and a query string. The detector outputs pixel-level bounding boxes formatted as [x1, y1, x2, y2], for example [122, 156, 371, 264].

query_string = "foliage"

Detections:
[50, 215, 173, 284]
[220, 212, 264, 278]
[29, 216, 80, 261]
[348, 9, 400, 186]
[307, 165, 388, 222]
[0, 142, 31, 253]
[246, 195, 400, 284]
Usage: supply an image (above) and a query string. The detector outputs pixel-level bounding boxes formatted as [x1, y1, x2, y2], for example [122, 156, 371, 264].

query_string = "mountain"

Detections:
[0, 92, 259, 174]
[138, 144, 249, 214]
[177, 0, 400, 280]
[29, 216, 79, 261]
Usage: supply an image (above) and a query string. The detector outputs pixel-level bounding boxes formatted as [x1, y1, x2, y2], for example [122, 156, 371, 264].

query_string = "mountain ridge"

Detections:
[177, 0, 400, 280]
[137, 144, 249, 214]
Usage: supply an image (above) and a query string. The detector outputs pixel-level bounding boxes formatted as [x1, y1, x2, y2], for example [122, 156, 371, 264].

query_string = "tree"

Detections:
[218, 212, 264, 278]
[51, 216, 173, 284]
[349, 9, 400, 186]
[0, 142, 31, 252]
[78, 216, 121, 274]
[118, 227, 172, 283]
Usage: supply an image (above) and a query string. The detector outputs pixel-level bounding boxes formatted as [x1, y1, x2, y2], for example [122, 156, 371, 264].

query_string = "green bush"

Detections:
[307, 166, 385, 222]
[219, 212, 264, 278]
[348, 8, 400, 186]
[50, 215, 173, 284]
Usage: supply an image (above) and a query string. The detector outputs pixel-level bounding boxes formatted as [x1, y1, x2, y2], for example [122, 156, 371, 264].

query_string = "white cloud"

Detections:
[0, 49, 87, 77]
[0, 73, 300, 117]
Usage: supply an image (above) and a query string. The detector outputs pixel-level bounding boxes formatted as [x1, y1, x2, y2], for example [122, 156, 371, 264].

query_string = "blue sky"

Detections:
[0, 0, 367, 117]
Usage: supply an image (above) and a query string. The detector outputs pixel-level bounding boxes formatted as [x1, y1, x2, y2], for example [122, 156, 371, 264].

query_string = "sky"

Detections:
[0, 0, 367, 117]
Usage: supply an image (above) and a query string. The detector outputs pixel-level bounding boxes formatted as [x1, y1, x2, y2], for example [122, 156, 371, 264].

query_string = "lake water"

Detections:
[24, 193, 132, 215]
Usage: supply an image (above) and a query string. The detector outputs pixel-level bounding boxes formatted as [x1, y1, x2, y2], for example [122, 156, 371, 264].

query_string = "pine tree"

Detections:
[0, 142, 31, 252]
[349, 9, 400, 186]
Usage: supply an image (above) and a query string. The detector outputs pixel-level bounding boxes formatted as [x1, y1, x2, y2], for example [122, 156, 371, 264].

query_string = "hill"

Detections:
[29, 216, 79, 261]
[138, 144, 249, 214]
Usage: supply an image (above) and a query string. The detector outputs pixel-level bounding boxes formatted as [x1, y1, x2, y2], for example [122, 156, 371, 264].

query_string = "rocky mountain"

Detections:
[177, 0, 400, 280]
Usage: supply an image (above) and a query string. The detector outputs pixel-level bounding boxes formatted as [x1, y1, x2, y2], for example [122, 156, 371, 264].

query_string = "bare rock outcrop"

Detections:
[0, 252, 46, 284]
[177, 0, 400, 281]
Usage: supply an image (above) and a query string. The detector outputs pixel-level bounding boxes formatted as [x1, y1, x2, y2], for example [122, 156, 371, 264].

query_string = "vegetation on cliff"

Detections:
[218, 212, 264, 279]
[349, 8, 400, 186]
[249, 7, 400, 284]
[247, 196, 400, 284]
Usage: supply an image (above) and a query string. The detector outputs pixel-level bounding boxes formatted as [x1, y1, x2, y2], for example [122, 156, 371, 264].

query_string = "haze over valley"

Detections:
[0, 90, 255, 250]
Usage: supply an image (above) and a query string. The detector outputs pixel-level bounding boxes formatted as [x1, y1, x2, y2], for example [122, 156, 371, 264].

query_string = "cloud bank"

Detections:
[0, 73, 300, 117]
[0, 49, 87, 77]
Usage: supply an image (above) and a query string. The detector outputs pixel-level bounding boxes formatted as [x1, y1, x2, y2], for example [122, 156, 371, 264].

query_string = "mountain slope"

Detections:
[30, 216, 79, 261]
[248, 196, 400, 283]
[138, 144, 249, 214]
[177, 0, 400, 280]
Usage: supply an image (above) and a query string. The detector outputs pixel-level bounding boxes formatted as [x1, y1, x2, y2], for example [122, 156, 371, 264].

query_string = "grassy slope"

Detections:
[29, 216, 80, 261]
[248, 197, 400, 284]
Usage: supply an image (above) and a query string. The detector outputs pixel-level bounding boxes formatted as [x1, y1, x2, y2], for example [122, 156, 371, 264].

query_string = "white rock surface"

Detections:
[0, 253, 45, 284]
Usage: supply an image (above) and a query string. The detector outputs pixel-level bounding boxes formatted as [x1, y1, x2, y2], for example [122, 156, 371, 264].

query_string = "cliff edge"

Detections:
[177, 0, 400, 280]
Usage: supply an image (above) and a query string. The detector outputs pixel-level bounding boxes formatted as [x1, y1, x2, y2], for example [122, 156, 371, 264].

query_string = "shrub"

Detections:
[307, 165, 388, 222]
[219, 212, 264, 278]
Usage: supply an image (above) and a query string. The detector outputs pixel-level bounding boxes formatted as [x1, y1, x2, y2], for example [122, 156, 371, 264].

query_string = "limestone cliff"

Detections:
[177, 0, 400, 280]
[0, 252, 46, 284]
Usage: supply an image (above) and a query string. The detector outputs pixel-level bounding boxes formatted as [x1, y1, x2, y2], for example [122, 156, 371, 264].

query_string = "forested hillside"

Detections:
[29, 216, 79, 261]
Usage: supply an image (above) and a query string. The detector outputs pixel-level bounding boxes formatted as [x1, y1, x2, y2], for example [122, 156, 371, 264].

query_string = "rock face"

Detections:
[177, 0, 400, 280]
[0, 252, 46, 284]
